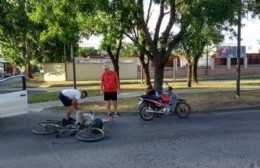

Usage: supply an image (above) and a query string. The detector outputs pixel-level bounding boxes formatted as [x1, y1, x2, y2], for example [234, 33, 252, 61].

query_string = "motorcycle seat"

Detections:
[141, 95, 162, 101]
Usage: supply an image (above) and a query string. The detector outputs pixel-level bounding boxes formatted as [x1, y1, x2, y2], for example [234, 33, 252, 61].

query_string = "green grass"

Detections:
[28, 88, 99, 103]
[29, 92, 59, 103]
[27, 74, 260, 104]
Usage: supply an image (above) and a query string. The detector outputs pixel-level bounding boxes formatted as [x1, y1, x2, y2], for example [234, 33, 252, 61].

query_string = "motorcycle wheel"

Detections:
[176, 102, 191, 119]
[139, 104, 155, 121]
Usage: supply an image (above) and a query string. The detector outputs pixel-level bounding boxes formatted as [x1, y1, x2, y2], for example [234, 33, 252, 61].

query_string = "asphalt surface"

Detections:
[1, 109, 260, 168]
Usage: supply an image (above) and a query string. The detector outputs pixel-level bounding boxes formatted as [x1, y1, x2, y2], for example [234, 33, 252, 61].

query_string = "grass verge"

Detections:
[49, 90, 260, 113]
[28, 79, 260, 103]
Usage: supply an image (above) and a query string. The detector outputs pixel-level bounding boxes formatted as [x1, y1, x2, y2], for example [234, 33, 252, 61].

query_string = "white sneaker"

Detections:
[113, 113, 121, 118]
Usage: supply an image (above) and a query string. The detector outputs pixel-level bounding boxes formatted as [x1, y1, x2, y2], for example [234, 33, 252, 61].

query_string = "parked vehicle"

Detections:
[0, 75, 28, 118]
[138, 83, 191, 121]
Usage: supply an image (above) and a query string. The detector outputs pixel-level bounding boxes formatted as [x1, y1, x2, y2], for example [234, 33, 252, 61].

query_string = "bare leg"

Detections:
[113, 100, 117, 113]
[106, 100, 111, 114]
[66, 106, 74, 119]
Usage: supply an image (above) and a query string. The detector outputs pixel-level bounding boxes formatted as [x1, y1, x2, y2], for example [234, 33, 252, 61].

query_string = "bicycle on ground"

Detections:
[31, 112, 105, 142]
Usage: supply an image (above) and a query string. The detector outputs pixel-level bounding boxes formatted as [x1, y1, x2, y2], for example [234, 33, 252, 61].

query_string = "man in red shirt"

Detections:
[100, 64, 120, 118]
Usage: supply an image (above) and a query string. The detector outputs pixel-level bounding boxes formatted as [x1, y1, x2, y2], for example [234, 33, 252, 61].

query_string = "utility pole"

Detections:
[236, 0, 242, 98]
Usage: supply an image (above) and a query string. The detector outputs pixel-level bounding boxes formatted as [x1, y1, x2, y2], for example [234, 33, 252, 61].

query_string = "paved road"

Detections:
[1, 110, 260, 168]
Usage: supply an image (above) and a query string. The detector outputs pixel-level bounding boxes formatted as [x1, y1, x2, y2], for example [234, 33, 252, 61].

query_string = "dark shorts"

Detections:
[58, 92, 72, 107]
[104, 92, 117, 101]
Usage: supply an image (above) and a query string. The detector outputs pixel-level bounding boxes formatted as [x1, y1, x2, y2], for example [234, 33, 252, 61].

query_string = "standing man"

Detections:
[100, 64, 120, 118]
[58, 89, 88, 125]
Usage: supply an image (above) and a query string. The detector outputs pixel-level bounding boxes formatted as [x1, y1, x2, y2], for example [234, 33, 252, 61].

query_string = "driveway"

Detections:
[0, 109, 260, 168]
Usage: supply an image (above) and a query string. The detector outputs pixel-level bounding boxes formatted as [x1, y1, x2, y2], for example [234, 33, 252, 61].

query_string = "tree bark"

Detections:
[24, 40, 33, 78]
[192, 56, 200, 84]
[106, 46, 120, 79]
[187, 62, 192, 87]
[153, 56, 165, 94]
[139, 50, 151, 86]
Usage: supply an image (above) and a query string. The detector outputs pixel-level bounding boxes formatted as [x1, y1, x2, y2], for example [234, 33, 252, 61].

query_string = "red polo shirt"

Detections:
[101, 71, 118, 92]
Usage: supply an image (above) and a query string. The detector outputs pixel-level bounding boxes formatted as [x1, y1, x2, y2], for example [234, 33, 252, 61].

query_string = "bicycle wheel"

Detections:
[75, 128, 104, 142]
[31, 121, 60, 135]
[175, 102, 191, 119]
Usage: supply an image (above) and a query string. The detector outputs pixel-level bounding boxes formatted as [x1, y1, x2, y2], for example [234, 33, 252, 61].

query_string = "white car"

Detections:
[0, 75, 28, 118]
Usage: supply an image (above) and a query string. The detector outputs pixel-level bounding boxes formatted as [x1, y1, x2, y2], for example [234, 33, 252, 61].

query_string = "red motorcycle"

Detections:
[138, 83, 191, 121]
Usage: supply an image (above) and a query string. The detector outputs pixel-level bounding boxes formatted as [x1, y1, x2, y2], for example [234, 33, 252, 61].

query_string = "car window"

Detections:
[0, 76, 26, 94]
[0, 75, 28, 118]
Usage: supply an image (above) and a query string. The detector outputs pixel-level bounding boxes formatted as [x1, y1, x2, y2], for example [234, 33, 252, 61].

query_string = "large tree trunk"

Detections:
[112, 60, 119, 78]
[24, 40, 33, 78]
[24, 58, 33, 79]
[187, 62, 192, 87]
[192, 56, 200, 84]
[153, 56, 165, 94]
[139, 51, 151, 86]
[107, 46, 120, 79]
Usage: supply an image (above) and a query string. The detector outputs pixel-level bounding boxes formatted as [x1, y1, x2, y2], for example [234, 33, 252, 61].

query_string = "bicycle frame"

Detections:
[31, 117, 105, 142]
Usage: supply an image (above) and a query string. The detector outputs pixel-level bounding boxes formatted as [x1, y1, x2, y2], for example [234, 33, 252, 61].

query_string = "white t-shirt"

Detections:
[61, 89, 81, 100]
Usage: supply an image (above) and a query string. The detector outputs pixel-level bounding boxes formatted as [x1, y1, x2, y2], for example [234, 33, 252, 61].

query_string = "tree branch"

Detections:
[161, 0, 176, 46]
[137, 0, 158, 56]
[145, 0, 153, 25]
[154, 0, 165, 44]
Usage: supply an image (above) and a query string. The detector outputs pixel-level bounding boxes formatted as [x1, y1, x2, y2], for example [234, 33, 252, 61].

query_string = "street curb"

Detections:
[190, 105, 260, 114]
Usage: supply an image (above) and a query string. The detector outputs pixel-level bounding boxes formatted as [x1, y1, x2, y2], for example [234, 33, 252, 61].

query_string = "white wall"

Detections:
[43, 63, 66, 81]
[44, 62, 138, 81]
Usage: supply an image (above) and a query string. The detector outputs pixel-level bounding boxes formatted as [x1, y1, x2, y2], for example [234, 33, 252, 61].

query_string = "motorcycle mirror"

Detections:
[165, 82, 172, 87]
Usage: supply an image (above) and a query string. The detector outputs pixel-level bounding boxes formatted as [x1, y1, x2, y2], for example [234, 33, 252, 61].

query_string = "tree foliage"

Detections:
[0, 0, 45, 78]
[179, 0, 239, 87]
[0, 0, 253, 85]
[90, 0, 133, 78]
[76, 47, 98, 57]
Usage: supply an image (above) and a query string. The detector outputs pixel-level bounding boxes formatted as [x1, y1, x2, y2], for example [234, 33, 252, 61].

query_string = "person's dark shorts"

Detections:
[104, 92, 117, 101]
[58, 92, 72, 107]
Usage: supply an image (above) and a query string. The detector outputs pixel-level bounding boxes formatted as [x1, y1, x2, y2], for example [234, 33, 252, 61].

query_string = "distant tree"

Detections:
[29, 0, 102, 62]
[37, 37, 71, 63]
[76, 47, 98, 57]
[0, 0, 44, 78]
[247, 0, 260, 15]
[179, 0, 238, 87]
[92, 0, 129, 78]
[124, 0, 240, 93]
[120, 42, 138, 57]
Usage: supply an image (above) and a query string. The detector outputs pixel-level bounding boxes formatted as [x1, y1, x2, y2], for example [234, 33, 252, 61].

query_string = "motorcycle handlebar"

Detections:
[165, 82, 173, 91]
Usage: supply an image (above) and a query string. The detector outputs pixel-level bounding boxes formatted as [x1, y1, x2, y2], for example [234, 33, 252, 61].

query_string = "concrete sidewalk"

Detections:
[28, 87, 260, 112]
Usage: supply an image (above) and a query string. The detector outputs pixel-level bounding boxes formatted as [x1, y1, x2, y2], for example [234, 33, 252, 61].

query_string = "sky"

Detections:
[222, 15, 260, 46]
[81, 7, 260, 50]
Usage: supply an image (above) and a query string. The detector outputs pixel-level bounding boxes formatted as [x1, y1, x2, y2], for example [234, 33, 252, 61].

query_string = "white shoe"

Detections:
[113, 113, 121, 118]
